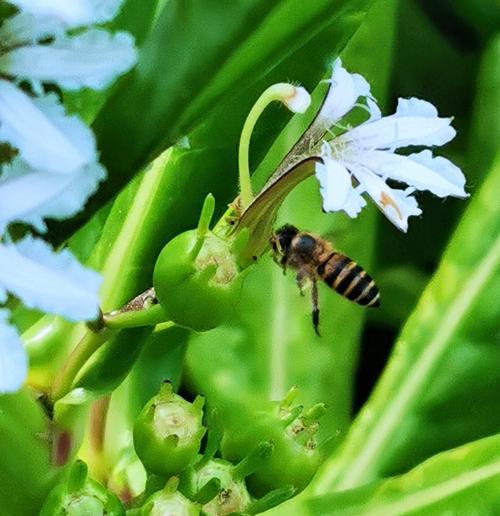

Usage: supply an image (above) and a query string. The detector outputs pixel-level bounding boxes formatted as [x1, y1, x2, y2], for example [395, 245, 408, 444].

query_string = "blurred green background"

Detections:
[5, 0, 500, 514]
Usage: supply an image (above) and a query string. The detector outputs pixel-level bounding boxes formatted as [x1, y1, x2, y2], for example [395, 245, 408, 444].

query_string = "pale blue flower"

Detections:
[0, 237, 101, 392]
[0, 82, 97, 174]
[0, 28, 137, 91]
[0, 158, 105, 233]
[2, 0, 124, 42]
[0, 0, 137, 228]
[314, 59, 467, 232]
[0, 237, 102, 321]
[0, 0, 137, 392]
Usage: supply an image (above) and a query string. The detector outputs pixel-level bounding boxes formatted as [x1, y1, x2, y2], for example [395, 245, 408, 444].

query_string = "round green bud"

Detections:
[65, 496, 106, 515]
[142, 490, 199, 516]
[134, 382, 206, 476]
[220, 396, 324, 495]
[139, 477, 200, 516]
[185, 459, 252, 516]
[153, 229, 243, 331]
[40, 461, 124, 516]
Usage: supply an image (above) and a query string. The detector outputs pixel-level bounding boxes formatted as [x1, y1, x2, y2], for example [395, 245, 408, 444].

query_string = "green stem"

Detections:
[103, 304, 170, 329]
[238, 83, 299, 210]
[51, 327, 115, 402]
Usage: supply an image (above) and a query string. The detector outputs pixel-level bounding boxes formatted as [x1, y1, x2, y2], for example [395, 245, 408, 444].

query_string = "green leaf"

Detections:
[447, 0, 500, 40]
[110, 0, 161, 45]
[466, 34, 500, 184]
[0, 391, 60, 516]
[369, 266, 428, 328]
[294, 434, 500, 515]
[63, 0, 159, 124]
[308, 153, 500, 493]
[74, 327, 153, 397]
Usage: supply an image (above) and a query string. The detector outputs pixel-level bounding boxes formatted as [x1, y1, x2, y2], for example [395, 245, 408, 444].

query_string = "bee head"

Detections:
[270, 224, 299, 258]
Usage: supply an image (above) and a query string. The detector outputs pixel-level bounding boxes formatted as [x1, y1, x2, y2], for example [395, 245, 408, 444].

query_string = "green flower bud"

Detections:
[134, 382, 206, 476]
[40, 460, 124, 516]
[139, 477, 200, 516]
[153, 194, 248, 331]
[183, 458, 252, 516]
[220, 391, 326, 494]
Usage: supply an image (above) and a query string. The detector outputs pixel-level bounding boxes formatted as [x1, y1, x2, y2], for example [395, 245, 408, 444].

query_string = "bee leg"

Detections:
[296, 269, 308, 296]
[311, 279, 320, 336]
[280, 256, 288, 275]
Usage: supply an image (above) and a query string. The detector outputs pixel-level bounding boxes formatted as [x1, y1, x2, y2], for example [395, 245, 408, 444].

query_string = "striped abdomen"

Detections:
[317, 252, 380, 307]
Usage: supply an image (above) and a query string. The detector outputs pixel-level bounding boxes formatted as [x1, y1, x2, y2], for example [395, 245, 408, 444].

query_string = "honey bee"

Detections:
[270, 224, 380, 335]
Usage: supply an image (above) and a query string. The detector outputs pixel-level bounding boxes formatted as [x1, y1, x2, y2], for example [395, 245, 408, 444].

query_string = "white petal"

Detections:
[284, 86, 311, 114]
[354, 149, 468, 198]
[0, 238, 101, 321]
[1, 29, 137, 91]
[0, 311, 27, 393]
[366, 97, 381, 122]
[351, 167, 422, 232]
[6, 0, 124, 28]
[0, 158, 106, 232]
[319, 58, 372, 124]
[0, 82, 96, 173]
[0, 12, 63, 46]
[315, 154, 366, 217]
[407, 150, 468, 197]
[339, 97, 456, 150]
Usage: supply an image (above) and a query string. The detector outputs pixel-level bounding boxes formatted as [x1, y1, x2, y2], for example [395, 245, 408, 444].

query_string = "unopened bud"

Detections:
[283, 86, 311, 114]
[40, 460, 124, 516]
[140, 477, 199, 516]
[184, 459, 251, 516]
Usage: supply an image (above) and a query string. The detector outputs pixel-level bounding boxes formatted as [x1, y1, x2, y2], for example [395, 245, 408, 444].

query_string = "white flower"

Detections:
[314, 59, 467, 232]
[0, 29, 137, 91]
[283, 86, 311, 114]
[0, 236, 103, 393]
[0, 158, 105, 233]
[0, 82, 97, 174]
[1, 0, 124, 44]
[0, 2, 137, 229]
[318, 58, 371, 125]
[0, 0, 137, 392]
[0, 237, 102, 321]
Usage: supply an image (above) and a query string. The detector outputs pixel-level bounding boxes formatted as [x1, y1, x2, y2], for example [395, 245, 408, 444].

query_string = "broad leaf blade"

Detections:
[305, 434, 500, 516]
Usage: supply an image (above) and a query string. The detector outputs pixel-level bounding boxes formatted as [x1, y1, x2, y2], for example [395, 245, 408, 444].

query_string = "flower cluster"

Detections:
[0, 0, 137, 392]
[313, 59, 467, 231]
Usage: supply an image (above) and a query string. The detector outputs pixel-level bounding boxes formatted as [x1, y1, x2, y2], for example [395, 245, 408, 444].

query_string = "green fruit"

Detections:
[139, 477, 200, 516]
[40, 460, 124, 516]
[182, 458, 252, 516]
[220, 395, 325, 495]
[153, 229, 243, 331]
[134, 382, 205, 476]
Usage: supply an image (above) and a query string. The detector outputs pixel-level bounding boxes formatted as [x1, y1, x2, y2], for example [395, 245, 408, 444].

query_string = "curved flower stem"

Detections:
[238, 83, 300, 210]
[51, 291, 172, 402]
